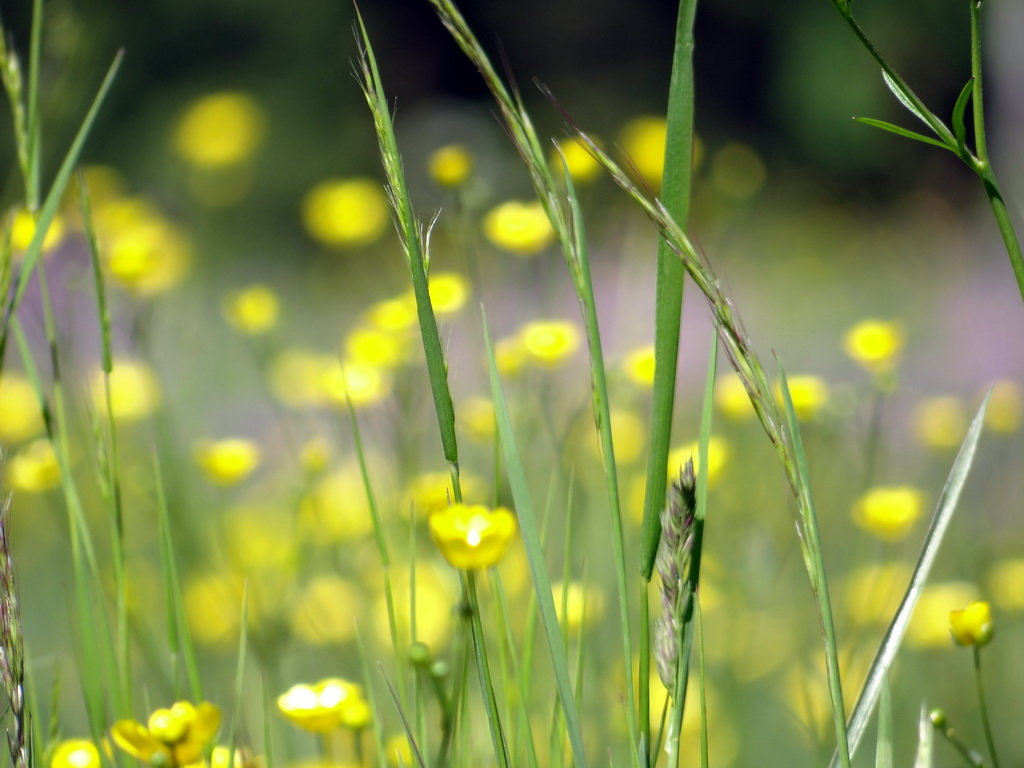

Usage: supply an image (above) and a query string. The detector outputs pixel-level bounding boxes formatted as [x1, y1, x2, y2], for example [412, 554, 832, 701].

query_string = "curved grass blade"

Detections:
[853, 118, 952, 151]
[830, 393, 991, 767]
[875, 680, 892, 768]
[951, 77, 974, 154]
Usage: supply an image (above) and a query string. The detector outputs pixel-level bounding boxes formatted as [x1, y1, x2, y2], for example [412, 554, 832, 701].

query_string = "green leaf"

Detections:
[881, 71, 934, 130]
[951, 77, 974, 153]
[912, 705, 934, 768]
[853, 118, 952, 151]
[830, 393, 990, 766]
[875, 680, 892, 768]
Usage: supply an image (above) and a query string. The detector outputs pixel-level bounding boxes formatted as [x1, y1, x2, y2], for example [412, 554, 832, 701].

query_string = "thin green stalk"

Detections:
[972, 647, 1001, 768]
[26, 0, 42, 209]
[462, 571, 511, 768]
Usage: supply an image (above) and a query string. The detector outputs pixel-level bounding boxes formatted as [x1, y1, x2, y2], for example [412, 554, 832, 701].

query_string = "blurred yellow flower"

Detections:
[344, 327, 411, 368]
[184, 573, 242, 646]
[291, 576, 361, 644]
[988, 559, 1024, 611]
[94, 360, 161, 422]
[300, 437, 332, 475]
[619, 116, 667, 187]
[667, 436, 728, 487]
[428, 144, 473, 188]
[225, 506, 296, 573]
[300, 467, 373, 543]
[365, 296, 417, 333]
[842, 562, 912, 625]
[50, 739, 100, 768]
[907, 581, 979, 648]
[319, 360, 391, 407]
[843, 319, 904, 373]
[268, 348, 331, 409]
[520, 320, 581, 367]
[482, 200, 554, 255]
[774, 375, 829, 420]
[459, 396, 496, 442]
[949, 600, 993, 647]
[494, 336, 527, 377]
[201, 746, 258, 768]
[710, 142, 766, 199]
[427, 271, 470, 315]
[372, 564, 457, 648]
[278, 679, 370, 732]
[384, 734, 413, 767]
[552, 580, 605, 632]
[912, 396, 966, 449]
[584, 409, 645, 465]
[984, 380, 1022, 433]
[194, 438, 261, 486]
[552, 136, 601, 183]
[429, 503, 517, 569]
[728, 610, 796, 681]
[10, 208, 65, 253]
[105, 217, 190, 296]
[0, 373, 43, 443]
[403, 471, 485, 518]
[173, 92, 264, 168]
[7, 439, 60, 493]
[222, 284, 279, 335]
[111, 702, 221, 766]
[852, 486, 925, 541]
[715, 372, 754, 421]
[623, 345, 656, 387]
[302, 178, 388, 248]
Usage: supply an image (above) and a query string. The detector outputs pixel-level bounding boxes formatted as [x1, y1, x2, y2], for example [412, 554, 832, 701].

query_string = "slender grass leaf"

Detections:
[881, 71, 936, 131]
[26, 0, 43, 208]
[853, 118, 952, 151]
[355, 631, 389, 768]
[830, 393, 990, 767]
[482, 312, 589, 768]
[226, 586, 249, 768]
[913, 705, 933, 768]
[875, 680, 892, 768]
[951, 77, 974, 153]
[378, 663, 429, 768]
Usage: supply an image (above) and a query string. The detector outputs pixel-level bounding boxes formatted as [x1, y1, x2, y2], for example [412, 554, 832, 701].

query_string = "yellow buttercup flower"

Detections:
[50, 739, 100, 768]
[7, 439, 60, 493]
[912, 396, 966, 449]
[184, 573, 242, 646]
[194, 439, 261, 486]
[552, 136, 601, 183]
[949, 600, 993, 647]
[667, 436, 728, 487]
[372, 564, 457, 648]
[907, 582, 979, 648]
[428, 144, 473, 188]
[427, 271, 470, 315]
[201, 746, 258, 768]
[619, 116, 667, 187]
[403, 471, 485, 518]
[494, 336, 527, 377]
[552, 580, 606, 632]
[10, 208, 65, 253]
[715, 372, 754, 421]
[459, 396, 496, 442]
[222, 284, 279, 335]
[984, 380, 1022, 433]
[988, 559, 1024, 611]
[104, 217, 190, 296]
[268, 348, 333, 409]
[519, 320, 581, 367]
[365, 296, 417, 333]
[300, 437, 331, 475]
[344, 327, 412, 368]
[843, 319, 904, 373]
[111, 702, 221, 766]
[623, 345, 656, 387]
[0, 373, 43, 442]
[583, 409, 645, 465]
[299, 467, 374, 543]
[291, 576, 361, 644]
[384, 734, 413, 767]
[302, 178, 389, 248]
[482, 200, 554, 255]
[429, 503, 517, 570]
[842, 562, 913, 625]
[774, 375, 829, 421]
[852, 486, 925, 541]
[94, 360, 162, 422]
[173, 92, 264, 168]
[278, 679, 370, 732]
[319, 360, 391, 407]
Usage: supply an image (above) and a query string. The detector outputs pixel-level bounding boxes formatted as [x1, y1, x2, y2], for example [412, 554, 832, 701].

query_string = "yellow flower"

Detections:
[384, 734, 413, 767]
[583, 409, 645, 465]
[299, 467, 373, 543]
[852, 486, 925, 541]
[552, 136, 601, 183]
[291, 576, 361, 644]
[7, 439, 60, 493]
[984, 380, 1022, 433]
[268, 348, 332, 409]
[194, 439, 261, 486]
[302, 178, 388, 248]
[774, 375, 829, 421]
[94, 360, 162, 422]
[184, 573, 242, 646]
[623, 346, 656, 387]
[552, 580, 605, 632]
[482, 200, 554, 255]
[372, 564, 457, 648]
[365, 296, 417, 333]
[222, 285, 279, 335]
[0, 373, 43, 442]
[618, 116, 666, 188]
[224, 506, 296, 573]
[201, 746, 258, 768]
[494, 336, 527, 377]
[842, 562, 913, 625]
[10, 208, 65, 253]
[277, 679, 370, 732]
[403, 471, 485, 518]
[519, 320, 581, 367]
[988, 559, 1024, 611]
[344, 327, 412, 368]
[912, 396, 966, 449]
[428, 144, 473, 188]
[459, 396, 495, 442]
[104, 217, 190, 297]
[907, 582, 979, 648]
[843, 319, 904, 373]
[111, 702, 221, 766]
[710, 143, 766, 199]
[666, 436, 728, 487]
[427, 271, 470, 315]
[949, 600, 993, 647]
[715, 373, 754, 421]
[300, 437, 331, 475]
[319, 360, 391, 407]
[429, 503, 517, 569]
[50, 739, 100, 768]
[173, 92, 264, 168]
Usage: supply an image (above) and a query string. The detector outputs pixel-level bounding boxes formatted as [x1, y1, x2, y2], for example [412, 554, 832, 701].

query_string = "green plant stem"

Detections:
[973, 647, 1001, 768]
[638, 584, 651, 768]
[462, 571, 511, 768]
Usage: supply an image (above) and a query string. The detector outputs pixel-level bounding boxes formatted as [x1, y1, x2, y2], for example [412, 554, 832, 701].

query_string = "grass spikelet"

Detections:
[0, 495, 28, 768]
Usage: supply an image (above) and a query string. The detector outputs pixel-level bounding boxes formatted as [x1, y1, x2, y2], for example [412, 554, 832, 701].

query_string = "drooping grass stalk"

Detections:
[424, 4, 637, 754]
[0, 496, 29, 768]
[482, 316, 589, 768]
[827, 0, 1024, 301]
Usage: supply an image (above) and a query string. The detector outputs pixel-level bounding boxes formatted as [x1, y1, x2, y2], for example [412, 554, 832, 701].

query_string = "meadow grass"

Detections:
[0, 1, 1022, 768]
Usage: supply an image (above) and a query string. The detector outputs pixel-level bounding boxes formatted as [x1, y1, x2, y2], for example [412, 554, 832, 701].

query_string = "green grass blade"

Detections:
[912, 705, 934, 768]
[853, 118, 953, 151]
[831, 393, 991, 766]
[26, 0, 42, 208]
[261, 678, 276, 768]
[640, 0, 698, 582]
[777, 365, 850, 768]
[482, 312, 589, 768]
[355, 631, 389, 768]
[951, 77, 974, 153]
[874, 680, 892, 768]
[227, 586, 249, 768]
